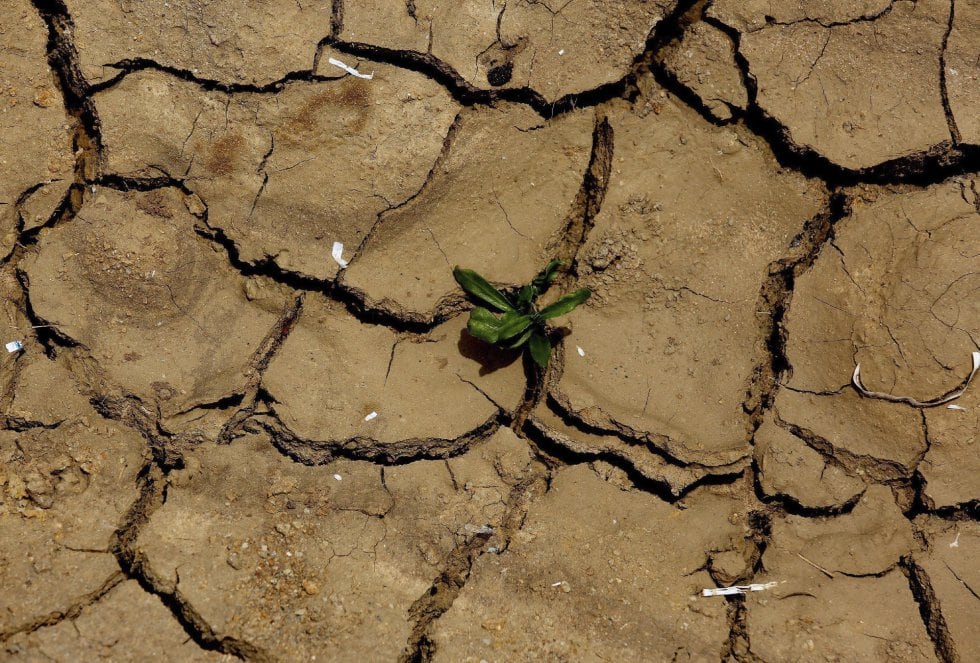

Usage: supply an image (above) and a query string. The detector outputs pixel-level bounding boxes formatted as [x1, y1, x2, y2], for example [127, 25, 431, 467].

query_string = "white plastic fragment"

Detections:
[558, 49, 565, 56]
[947, 404, 966, 411]
[364, 411, 378, 422]
[332, 241, 348, 268]
[701, 581, 779, 597]
[950, 532, 960, 548]
[333, 474, 342, 481]
[551, 581, 563, 587]
[576, 345, 585, 357]
[852, 351, 980, 408]
[327, 57, 374, 80]
[5, 340, 23, 353]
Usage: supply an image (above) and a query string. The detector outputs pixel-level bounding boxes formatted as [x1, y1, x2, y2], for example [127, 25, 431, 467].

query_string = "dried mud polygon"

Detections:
[1, 1, 977, 661]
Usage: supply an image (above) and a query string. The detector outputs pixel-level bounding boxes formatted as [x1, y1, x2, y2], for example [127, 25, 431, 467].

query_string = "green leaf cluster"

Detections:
[453, 260, 590, 368]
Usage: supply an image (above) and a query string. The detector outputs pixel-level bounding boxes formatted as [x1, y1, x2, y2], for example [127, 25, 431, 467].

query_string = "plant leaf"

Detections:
[496, 311, 533, 341]
[528, 332, 551, 368]
[467, 306, 502, 343]
[538, 288, 591, 320]
[531, 259, 565, 291]
[507, 327, 533, 349]
[453, 267, 515, 312]
[516, 285, 536, 308]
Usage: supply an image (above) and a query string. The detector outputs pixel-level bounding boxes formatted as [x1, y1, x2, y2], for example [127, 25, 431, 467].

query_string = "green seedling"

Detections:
[453, 260, 591, 369]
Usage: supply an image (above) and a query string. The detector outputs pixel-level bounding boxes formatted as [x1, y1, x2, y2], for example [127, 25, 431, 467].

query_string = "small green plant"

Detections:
[453, 260, 591, 369]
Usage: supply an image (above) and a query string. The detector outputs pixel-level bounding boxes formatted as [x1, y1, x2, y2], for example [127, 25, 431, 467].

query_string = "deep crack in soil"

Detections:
[1, 0, 977, 661]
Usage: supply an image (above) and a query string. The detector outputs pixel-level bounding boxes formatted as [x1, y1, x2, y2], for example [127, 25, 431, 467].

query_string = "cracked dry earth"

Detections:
[0, 1, 978, 662]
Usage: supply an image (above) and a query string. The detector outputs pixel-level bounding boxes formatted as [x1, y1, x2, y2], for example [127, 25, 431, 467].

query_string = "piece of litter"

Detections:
[331, 241, 348, 269]
[364, 411, 378, 422]
[333, 474, 342, 481]
[852, 351, 980, 408]
[701, 581, 779, 597]
[558, 49, 565, 56]
[950, 532, 960, 548]
[576, 346, 585, 357]
[327, 57, 374, 80]
[5, 340, 23, 353]
[796, 552, 834, 578]
[947, 404, 966, 411]
[551, 581, 563, 587]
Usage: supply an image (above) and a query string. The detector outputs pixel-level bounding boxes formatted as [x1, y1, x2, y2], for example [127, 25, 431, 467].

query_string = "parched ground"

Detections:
[0, 1, 978, 661]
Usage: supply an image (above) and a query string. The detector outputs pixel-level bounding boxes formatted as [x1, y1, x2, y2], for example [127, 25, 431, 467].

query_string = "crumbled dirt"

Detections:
[1, 1, 977, 662]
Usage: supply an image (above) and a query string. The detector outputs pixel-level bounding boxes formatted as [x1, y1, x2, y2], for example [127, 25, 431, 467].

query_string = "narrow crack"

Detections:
[901, 557, 960, 663]
[548, 114, 614, 288]
[775, 413, 915, 482]
[716, 509, 772, 660]
[704, 15, 980, 186]
[523, 415, 746, 503]
[939, 0, 961, 145]
[398, 472, 546, 662]
[257, 409, 503, 466]
[31, 0, 103, 181]
[110, 463, 271, 662]
[217, 294, 305, 443]
[89, 58, 339, 96]
[0, 572, 125, 643]
[742, 191, 851, 424]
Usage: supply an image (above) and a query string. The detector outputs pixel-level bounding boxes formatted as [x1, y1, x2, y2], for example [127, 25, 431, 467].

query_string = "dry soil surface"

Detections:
[1, 1, 978, 662]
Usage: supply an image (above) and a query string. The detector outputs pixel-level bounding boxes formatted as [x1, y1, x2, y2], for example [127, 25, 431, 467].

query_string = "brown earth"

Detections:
[1, 1, 977, 662]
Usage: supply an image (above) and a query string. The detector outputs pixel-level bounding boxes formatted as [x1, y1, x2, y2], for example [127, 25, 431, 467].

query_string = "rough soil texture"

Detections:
[0, 1, 977, 662]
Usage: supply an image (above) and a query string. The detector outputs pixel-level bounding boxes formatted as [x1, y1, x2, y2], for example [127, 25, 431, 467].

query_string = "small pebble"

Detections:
[303, 580, 319, 595]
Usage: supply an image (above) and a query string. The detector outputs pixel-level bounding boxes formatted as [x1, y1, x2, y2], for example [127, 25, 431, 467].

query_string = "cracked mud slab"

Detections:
[133, 430, 533, 661]
[754, 414, 867, 510]
[2, 1, 978, 661]
[22, 188, 279, 421]
[262, 295, 523, 460]
[0, 1, 74, 251]
[341, 0, 679, 101]
[0, 358, 144, 635]
[912, 517, 980, 661]
[658, 18, 748, 122]
[3, 579, 224, 662]
[550, 88, 825, 469]
[342, 104, 594, 321]
[66, 0, 329, 86]
[95, 66, 458, 282]
[710, 0, 956, 170]
[777, 180, 978, 486]
[745, 487, 936, 661]
[430, 465, 748, 661]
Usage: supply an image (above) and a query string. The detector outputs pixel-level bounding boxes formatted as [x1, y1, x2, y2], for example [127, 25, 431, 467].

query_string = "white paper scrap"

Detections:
[364, 411, 378, 422]
[551, 581, 563, 587]
[333, 474, 342, 481]
[576, 346, 585, 357]
[702, 582, 779, 597]
[949, 532, 960, 548]
[5, 340, 23, 353]
[327, 57, 374, 80]
[947, 404, 966, 411]
[332, 241, 348, 268]
[852, 351, 980, 408]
